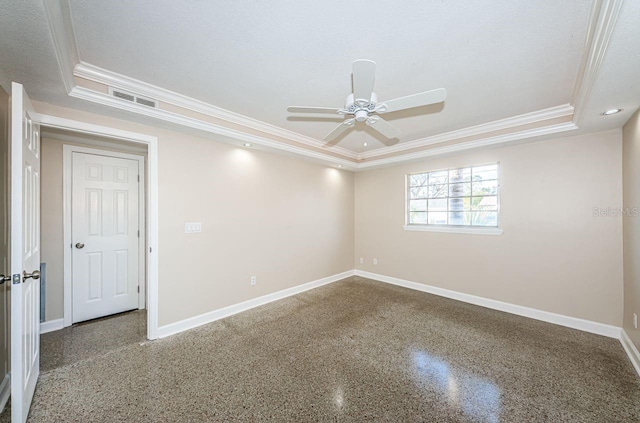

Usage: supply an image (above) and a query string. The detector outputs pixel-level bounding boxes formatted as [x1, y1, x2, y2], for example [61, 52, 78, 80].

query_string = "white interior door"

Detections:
[72, 152, 139, 323]
[10, 82, 40, 423]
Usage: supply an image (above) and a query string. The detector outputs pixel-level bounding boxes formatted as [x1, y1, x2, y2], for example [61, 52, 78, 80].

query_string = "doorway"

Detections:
[36, 114, 159, 341]
[37, 130, 149, 333]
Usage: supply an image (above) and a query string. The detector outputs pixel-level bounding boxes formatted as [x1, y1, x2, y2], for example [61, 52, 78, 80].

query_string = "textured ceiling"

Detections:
[1, 1, 638, 158]
[579, 0, 640, 134]
[0, 1, 68, 103]
[67, 0, 591, 152]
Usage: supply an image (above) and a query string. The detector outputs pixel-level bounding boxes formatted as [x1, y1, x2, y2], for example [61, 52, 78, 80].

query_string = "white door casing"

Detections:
[71, 152, 140, 323]
[36, 113, 158, 341]
[10, 82, 40, 423]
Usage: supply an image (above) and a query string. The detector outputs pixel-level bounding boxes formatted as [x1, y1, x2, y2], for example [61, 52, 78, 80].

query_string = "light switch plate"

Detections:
[185, 222, 202, 233]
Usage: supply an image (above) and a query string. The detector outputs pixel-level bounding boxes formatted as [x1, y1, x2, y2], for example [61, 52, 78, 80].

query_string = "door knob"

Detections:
[75, 242, 85, 249]
[0, 275, 10, 285]
[23, 270, 40, 282]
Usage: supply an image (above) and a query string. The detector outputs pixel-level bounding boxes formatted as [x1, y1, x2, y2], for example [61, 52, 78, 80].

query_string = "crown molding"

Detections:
[571, 0, 624, 126]
[68, 86, 358, 170]
[357, 104, 574, 160]
[42, 0, 79, 94]
[75, 60, 576, 164]
[73, 62, 358, 160]
[66, 84, 579, 171]
[357, 121, 578, 169]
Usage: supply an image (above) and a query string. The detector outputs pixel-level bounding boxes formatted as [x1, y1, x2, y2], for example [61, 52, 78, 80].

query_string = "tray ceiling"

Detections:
[68, 0, 590, 153]
[1, 0, 638, 169]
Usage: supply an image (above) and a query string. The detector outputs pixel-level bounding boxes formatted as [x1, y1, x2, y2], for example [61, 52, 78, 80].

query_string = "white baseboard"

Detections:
[355, 270, 622, 339]
[157, 270, 355, 339]
[0, 373, 9, 414]
[40, 318, 64, 334]
[621, 329, 640, 377]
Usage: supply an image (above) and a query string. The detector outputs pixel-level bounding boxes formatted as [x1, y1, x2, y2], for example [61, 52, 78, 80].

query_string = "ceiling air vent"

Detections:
[135, 97, 157, 108]
[108, 87, 158, 108]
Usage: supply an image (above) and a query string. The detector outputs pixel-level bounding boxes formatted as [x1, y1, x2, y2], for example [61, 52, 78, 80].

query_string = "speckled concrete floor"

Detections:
[1, 276, 639, 422]
[39, 309, 148, 372]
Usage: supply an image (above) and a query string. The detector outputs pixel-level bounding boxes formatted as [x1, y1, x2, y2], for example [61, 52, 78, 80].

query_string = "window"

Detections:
[407, 163, 499, 228]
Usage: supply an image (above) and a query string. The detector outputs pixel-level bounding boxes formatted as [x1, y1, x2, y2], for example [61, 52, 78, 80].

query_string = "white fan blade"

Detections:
[323, 119, 355, 141]
[366, 116, 400, 139]
[287, 106, 342, 114]
[352, 59, 376, 104]
[378, 88, 447, 113]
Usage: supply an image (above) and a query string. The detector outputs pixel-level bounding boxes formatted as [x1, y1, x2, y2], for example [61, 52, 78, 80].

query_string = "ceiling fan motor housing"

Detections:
[346, 92, 378, 121]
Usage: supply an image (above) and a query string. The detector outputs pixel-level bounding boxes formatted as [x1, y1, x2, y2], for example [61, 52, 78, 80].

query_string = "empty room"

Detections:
[1, 0, 640, 422]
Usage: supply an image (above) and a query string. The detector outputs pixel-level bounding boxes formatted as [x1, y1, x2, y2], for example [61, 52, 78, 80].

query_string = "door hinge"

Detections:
[137, 286, 140, 293]
[138, 174, 140, 182]
[138, 230, 140, 238]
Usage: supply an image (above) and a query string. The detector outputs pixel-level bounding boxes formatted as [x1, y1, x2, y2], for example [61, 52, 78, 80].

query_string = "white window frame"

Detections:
[403, 162, 503, 235]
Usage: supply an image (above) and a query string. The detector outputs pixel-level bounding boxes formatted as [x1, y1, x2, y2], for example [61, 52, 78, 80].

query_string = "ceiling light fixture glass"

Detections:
[243, 143, 252, 147]
[601, 108, 622, 116]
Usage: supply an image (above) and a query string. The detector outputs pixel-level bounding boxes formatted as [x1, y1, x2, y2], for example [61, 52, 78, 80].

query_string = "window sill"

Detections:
[403, 225, 503, 235]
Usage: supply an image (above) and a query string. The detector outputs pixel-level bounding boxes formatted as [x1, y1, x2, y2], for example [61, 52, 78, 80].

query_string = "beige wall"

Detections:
[355, 130, 624, 326]
[623, 108, 640, 348]
[34, 99, 626, 332]
[40, 138, 63, 321]
[40, 137, 147, 321]
[35, 102, 355, 327]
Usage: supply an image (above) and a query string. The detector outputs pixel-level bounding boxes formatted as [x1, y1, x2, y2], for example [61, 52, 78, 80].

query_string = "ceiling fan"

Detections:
[287, 60, 447, 143]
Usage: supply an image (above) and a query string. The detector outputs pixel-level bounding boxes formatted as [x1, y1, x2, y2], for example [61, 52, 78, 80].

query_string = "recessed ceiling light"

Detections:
[243, 143, 252, 147]
[601, 108, 623, 116]
[363, 142, 368, 147]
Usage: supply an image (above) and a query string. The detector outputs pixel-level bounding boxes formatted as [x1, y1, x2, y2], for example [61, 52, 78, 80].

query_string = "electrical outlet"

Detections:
[634, 313, 638, 329]
[359, 258, 364, 264]
[373, 258, 378, 265]
[250, 276, 256, 286]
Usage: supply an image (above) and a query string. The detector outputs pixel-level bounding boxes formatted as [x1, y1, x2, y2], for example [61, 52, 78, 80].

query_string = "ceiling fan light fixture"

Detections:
[354, 110, 369, 122]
